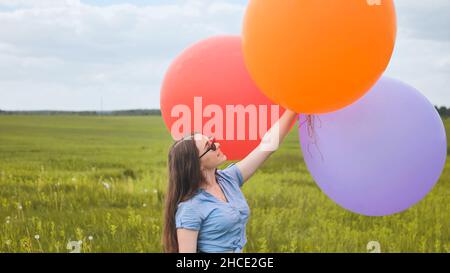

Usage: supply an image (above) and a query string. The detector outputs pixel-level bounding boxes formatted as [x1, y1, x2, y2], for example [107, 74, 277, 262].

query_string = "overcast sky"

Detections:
[0, 0, 448, 110]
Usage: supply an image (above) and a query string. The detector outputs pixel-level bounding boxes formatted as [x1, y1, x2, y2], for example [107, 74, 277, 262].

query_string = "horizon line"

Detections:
[0, 108, 162, 112]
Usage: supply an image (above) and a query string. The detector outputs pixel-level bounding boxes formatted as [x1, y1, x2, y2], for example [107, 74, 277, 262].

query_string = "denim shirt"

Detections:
[175, 163, 250, 253]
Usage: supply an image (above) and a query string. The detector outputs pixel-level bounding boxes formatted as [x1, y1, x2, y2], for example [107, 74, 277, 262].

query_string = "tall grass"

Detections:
[0, 115, 448, 252]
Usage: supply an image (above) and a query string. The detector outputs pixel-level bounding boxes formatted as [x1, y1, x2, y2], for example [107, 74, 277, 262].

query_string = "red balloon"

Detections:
[160, 36, 289, 160]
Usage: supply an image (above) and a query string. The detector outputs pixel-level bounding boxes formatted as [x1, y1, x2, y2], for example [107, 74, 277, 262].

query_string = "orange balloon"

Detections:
[242, 0, 397, 114]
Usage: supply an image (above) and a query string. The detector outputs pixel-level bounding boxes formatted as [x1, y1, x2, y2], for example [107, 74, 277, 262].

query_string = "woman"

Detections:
[163, 109, 298, 253]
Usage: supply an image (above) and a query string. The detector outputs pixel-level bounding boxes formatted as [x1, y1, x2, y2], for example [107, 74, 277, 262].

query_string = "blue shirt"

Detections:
[175, 163, 250, 253]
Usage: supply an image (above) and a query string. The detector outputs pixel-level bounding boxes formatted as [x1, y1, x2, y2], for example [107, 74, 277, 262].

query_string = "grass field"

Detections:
[0, 115, 448, 253]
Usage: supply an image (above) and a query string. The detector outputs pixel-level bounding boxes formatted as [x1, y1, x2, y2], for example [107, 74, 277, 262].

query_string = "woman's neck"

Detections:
[201, 168, 217, 189]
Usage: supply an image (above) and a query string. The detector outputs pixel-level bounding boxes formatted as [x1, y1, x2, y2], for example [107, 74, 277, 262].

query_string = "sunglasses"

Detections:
[199, 137, 217, 159]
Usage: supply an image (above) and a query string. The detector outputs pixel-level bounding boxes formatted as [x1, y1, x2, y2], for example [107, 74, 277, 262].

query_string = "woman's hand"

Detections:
[236, 109, 298, 183]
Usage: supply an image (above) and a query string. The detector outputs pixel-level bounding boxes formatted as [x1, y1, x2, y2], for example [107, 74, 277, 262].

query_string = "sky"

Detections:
[0, 0, 448, 111]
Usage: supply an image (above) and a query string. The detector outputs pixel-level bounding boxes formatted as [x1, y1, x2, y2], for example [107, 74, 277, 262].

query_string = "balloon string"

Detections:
[299, 115, 324, 162]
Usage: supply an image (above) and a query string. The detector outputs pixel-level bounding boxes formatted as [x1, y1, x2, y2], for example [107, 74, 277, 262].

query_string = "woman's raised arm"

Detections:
[236, 109, 298, 183]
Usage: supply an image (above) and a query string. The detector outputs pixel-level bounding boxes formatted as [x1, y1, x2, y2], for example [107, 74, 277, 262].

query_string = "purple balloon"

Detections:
[299, 77, 447, 216]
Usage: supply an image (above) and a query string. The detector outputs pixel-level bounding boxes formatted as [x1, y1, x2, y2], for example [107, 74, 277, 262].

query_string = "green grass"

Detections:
[0, 115, 448, 253]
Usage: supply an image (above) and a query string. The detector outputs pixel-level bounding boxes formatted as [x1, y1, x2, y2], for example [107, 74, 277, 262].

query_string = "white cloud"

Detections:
[0, 0, 246, 110]
[0, 0, 448, 110]
[384, 0, 450, 107]
[0, 0, 81, 8]
[395, 0, 450, 42]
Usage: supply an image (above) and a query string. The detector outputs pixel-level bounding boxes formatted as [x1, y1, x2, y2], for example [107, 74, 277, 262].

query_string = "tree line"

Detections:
[0, 109, 162, 116]
[435, 106, 450, 118]
[0, 107, 449, 118]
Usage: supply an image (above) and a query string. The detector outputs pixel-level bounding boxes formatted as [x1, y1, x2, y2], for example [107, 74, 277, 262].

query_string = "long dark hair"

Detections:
[163, 133, 204, 253]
